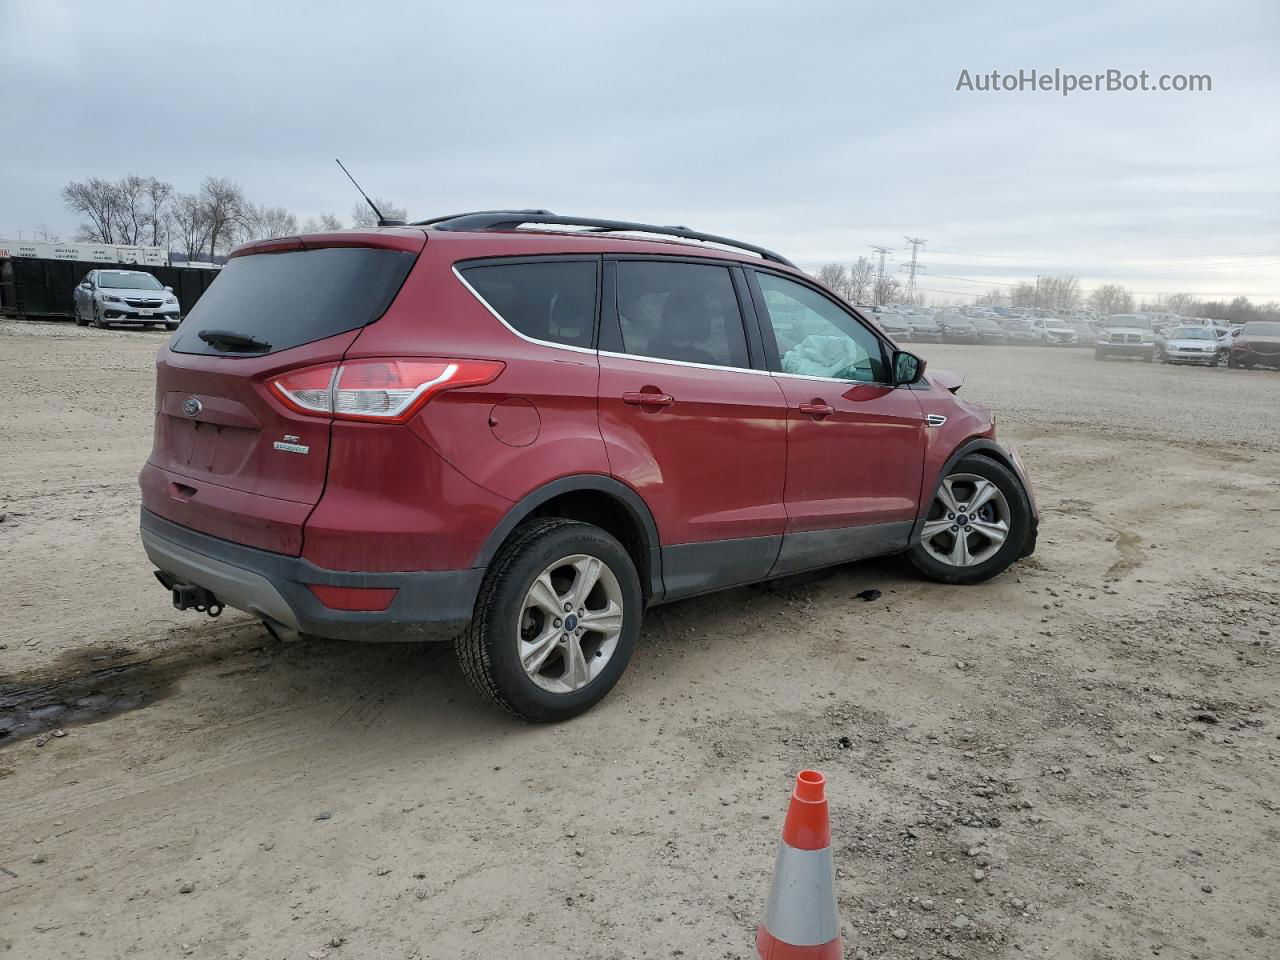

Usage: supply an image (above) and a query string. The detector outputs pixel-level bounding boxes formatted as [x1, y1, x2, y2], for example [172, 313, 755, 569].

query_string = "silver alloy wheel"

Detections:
[920, 472, 1011, 567]
[517, 554, 625, 694]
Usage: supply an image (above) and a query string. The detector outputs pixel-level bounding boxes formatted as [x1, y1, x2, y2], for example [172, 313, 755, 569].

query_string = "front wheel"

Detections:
[456, 518, 642, 722]
[907, 456, 1032, 585]
[92, 305, 110, 329]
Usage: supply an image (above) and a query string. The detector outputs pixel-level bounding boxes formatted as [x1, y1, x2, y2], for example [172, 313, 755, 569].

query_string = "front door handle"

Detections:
[623, 391, 674, 408]
[798, 400, 835, 419]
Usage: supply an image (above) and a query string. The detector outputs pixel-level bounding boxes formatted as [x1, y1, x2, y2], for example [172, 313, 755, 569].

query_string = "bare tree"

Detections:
[872, 276, 901, 306]
[63, 177, 121, 243]
[32, 223, 61, 242]
[112, 175, 152, 246]
[350, 198, 408, 228]
[236, 204, 299, 243]
[1041, 275, 1080, 312]
[199, 177, 247, 261]
[144, 178, 174, 248]
[302, 213, 345, 233]
[816, 263, 850, 299]
[847, 257, 874, 304]
[171, 192, 213, 263]
[976, 288, 1006, 306]
[1088, 284, 1134, 316]
[1162, 292, 1197, 316]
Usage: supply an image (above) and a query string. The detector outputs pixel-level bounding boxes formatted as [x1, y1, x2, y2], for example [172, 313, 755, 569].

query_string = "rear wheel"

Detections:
[456, 518, 642, 722]
[907, 456, 1032, 585]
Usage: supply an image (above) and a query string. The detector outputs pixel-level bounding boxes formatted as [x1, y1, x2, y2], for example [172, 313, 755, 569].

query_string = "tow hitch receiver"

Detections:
[155, 571, 223, 617]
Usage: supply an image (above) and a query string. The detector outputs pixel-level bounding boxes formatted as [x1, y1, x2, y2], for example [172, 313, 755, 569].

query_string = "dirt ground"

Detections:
[2, 318, 1278, 960]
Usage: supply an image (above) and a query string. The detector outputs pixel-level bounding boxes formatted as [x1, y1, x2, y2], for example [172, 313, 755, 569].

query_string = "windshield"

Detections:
[1243, 321, 1280, 336]
[98, 271, 163, 290]
[1168, 327, 1212, 340]
[1105, 315, 1152, 330]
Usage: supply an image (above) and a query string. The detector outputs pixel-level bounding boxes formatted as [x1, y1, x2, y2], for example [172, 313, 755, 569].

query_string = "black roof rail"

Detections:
[414, 210, 796, 268]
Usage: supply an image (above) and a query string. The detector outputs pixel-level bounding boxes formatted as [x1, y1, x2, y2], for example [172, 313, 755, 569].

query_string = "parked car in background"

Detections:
[970, 317, 1009, 344]
[875, 313, 913, 341]
[905, 314, 943, 342]
[936, 314, 978, 343]
[73, 269, 181, 330]
[1228, 320, 1280, 369]
[1062, 320, 1096, 346]
[136, 211, 1038, 721]
[1001, 318, 1044, 345]
[1095, 314, 1155, 362]
[1028, 316, 1079, 346]
[1155, 325, 1223, 366]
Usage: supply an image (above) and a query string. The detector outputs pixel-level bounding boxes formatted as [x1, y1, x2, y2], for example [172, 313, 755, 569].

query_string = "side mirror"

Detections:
[165, 285, 174, 292]
[891, 350, 926, 386]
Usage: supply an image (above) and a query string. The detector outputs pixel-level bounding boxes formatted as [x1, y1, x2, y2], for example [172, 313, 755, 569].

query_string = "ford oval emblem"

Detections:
[183, 396, 202, 417]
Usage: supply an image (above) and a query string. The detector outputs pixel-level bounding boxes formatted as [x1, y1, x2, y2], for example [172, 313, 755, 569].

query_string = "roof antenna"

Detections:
[335, 158, 405, 227]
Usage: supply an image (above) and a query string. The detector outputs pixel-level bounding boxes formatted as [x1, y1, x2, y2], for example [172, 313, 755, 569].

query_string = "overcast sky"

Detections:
[2, 0, 1277, 302]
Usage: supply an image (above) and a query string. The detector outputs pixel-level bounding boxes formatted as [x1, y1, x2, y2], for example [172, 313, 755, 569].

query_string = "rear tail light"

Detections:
[307, 584, 398, 611]
[269, 358, 504, 423]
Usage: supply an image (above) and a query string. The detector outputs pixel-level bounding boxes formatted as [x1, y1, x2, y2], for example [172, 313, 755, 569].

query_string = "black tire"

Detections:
[73, 303, 88, 326]
[455, 518, 642, 722]
[93, 306, 109, 329]
[165, 320, 180, 331]
[906, 455, 1032, 586]
[1228, 356, 1239, 369]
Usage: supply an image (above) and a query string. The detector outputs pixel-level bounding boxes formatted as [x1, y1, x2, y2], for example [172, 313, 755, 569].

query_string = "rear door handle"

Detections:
[798, 400, 835, 419]
[622, 391, 674, 408]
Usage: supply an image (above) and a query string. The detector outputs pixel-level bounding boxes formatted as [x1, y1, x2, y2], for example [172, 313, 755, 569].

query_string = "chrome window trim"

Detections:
[451, 264, 598, 357]
[770, 370, 894, 388]
[596, 348, 772, 376]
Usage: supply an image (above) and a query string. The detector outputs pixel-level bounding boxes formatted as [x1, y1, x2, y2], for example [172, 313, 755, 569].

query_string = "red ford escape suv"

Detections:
[140, 211, 1037, 721]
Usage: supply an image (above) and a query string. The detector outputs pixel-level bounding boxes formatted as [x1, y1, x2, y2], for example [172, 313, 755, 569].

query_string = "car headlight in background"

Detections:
[165, 295, 178, 304]
[102, 294, 121, 303]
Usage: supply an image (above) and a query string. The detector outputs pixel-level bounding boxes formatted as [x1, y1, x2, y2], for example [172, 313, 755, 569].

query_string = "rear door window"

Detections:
[459, 259, 598, 348]
[614, 261, 750, 368]
[170, 247, 416, 356]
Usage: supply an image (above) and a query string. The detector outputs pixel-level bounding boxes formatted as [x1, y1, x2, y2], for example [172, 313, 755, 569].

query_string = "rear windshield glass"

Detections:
[170, 247, 415, 356]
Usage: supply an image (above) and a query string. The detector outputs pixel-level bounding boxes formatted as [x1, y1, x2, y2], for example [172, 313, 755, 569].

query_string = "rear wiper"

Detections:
[197, 329, 272, 353]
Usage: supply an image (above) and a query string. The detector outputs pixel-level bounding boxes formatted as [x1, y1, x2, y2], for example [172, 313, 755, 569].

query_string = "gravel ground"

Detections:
[1, 319, 1278, 960]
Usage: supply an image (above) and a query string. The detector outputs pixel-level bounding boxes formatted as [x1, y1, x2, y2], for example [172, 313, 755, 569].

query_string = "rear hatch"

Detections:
[142, 232, 423, 554]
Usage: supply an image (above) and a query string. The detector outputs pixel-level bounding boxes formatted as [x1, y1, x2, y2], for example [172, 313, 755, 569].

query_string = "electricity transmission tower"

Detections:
[870, 245, 894, 282]
[901, 236, 927, 304]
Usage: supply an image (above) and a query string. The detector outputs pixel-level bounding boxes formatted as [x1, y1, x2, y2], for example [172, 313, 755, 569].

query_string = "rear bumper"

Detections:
[140, 509, 480, 642]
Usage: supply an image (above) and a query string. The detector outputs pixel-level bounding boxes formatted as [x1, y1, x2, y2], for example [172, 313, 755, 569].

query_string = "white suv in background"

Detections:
[73, 269, 181, 330]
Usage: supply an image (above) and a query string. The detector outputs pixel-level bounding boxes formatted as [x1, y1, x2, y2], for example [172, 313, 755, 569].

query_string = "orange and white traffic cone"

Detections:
[756, 770, 841, 960]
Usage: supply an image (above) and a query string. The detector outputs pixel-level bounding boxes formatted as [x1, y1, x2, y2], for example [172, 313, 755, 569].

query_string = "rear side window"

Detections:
[171, 247, 415, 356]
[460, 260, 597, 348]
[615, 261, 749, 368]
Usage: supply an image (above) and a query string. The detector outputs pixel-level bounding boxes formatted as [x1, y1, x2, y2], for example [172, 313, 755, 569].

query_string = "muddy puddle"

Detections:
[1, 644, 214, 747]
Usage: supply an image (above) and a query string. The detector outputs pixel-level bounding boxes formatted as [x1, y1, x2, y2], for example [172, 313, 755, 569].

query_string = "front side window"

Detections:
[756, 272, 887, 382]
[614, 261, 750, 368]
[460, 259, 597, 348]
